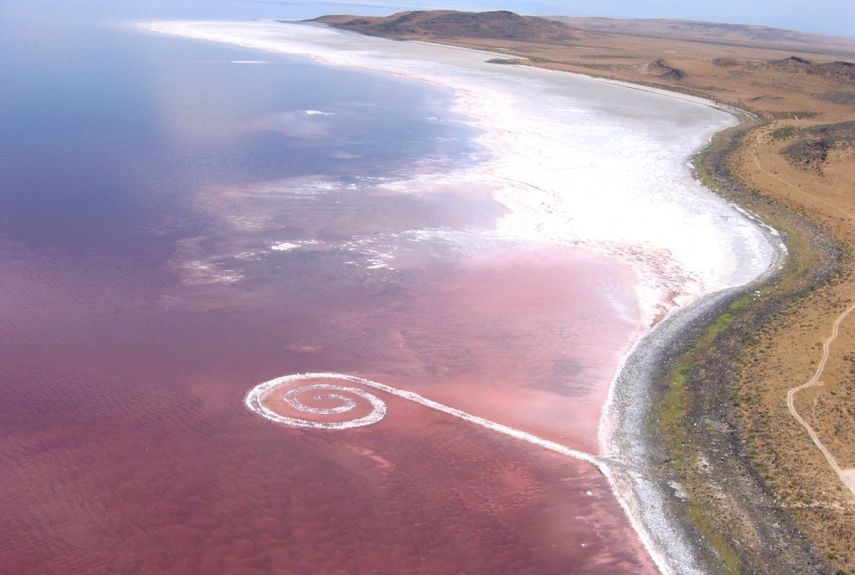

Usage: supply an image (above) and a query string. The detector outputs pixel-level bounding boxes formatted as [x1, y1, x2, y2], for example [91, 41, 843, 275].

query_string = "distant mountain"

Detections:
[313, 10, 578, 43]
[554, 17, 855, 57]
[313, 11, 855, 60]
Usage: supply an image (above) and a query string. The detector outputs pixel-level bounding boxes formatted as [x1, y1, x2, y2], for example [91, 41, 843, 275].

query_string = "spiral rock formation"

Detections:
[244, 373, 387, 429]
[245, 372, 602, 468]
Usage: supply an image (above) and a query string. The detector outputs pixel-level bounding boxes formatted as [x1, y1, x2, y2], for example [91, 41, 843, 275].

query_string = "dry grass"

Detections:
[732, 126, 855, 572]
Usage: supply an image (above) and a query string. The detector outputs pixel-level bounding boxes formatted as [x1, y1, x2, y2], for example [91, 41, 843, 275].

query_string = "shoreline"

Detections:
[140, 19, 783, 574]
[605, 251, 787, 574]
[652, 120, 842, 573]
[599, 110, 790, 574]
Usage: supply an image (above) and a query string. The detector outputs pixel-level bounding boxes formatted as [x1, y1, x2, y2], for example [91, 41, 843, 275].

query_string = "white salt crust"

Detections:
[140, 19, 774, 328]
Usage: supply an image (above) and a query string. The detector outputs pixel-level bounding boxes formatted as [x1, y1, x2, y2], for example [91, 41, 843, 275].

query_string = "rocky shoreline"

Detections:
[606, 282, 761, 574]
[612, 117, 842, 574]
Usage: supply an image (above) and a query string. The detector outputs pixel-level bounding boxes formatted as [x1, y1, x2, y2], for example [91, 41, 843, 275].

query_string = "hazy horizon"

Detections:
[3, 0, 852, 39]
[242, 0, 855, 39]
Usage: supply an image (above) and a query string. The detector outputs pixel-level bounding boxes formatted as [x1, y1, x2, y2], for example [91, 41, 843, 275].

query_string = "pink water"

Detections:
[0, 15, 660, 571]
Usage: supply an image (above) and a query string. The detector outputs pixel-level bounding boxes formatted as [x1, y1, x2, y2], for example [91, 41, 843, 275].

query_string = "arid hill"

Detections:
[314, 10, 578, 43]
[768, 55, 855, 83]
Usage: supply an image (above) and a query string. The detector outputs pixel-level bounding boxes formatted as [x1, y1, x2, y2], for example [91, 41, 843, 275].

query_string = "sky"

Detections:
[4, 0, 852, 38]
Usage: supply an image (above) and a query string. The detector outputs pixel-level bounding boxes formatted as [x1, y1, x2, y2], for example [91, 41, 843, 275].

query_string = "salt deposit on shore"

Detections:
[141, 19, 773, 327]
[141, 19, 778, 574]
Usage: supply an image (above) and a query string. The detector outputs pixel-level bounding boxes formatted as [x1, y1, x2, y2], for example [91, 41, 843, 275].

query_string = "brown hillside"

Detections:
[314, 10, 578, 43]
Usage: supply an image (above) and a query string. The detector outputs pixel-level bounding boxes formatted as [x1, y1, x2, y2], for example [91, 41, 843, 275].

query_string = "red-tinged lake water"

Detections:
[0, 3, 656, 573]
